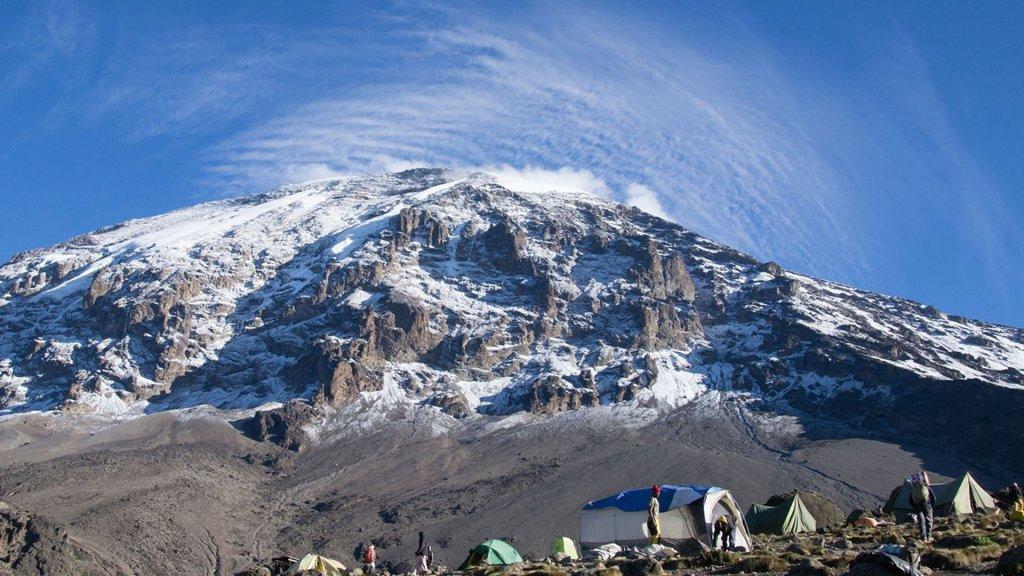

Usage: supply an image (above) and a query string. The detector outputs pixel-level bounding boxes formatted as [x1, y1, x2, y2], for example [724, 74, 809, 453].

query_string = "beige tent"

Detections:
[884, 472, 997, 522]
[285, 553, 346, 576]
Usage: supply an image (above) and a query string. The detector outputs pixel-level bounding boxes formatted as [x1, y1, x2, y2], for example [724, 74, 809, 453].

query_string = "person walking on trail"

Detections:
[909, 474, 935, 542]
[647, 484, 662, 545]
[362, 543, 377, 575]
[713, 515, 734, 550]
[415, 531, 429, 575]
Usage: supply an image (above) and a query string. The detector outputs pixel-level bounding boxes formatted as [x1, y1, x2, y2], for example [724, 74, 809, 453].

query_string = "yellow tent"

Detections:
[1010, 501, 1024, 522]
[285, 553, 346, 576]
[552, 536, 579, 560]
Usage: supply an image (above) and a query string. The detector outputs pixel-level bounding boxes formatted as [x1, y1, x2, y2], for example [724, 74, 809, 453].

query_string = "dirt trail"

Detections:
[732, 403, 883, 501]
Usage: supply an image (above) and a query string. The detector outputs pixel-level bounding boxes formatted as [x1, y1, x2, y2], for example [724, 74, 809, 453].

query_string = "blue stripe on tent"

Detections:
[583, 485, 716, 512]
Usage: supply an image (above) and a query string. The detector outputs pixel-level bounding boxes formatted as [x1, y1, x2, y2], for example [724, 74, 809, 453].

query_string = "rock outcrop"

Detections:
[0, 501, 123, 576]
[1, 168, 1021, 463]
[247, 400, 318, 452]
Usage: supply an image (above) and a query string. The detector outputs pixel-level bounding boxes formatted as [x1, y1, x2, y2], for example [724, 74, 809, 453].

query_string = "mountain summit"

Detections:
[1, 168, 1022, 458]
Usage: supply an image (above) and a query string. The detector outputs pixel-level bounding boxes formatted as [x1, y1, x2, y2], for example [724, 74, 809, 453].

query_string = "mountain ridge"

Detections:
[1, 168, 1022, 466]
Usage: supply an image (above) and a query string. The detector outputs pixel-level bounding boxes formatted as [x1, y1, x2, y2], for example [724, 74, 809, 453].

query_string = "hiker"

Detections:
[647, 484, 661, 545]
[362, 543, 377, 575]
[909, 474, 935, 542]
[713, 514, 734, 550]
[415, 531, 429, 575]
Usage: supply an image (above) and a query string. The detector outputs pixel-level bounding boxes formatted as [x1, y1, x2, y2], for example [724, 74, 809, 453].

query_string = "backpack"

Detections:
[910, 482, 929, 505]
[362, 548, 375, 563]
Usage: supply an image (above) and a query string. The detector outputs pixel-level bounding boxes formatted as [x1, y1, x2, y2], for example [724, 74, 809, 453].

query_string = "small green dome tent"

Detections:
[551, 536, 579, 560]
[459, 539, 523, 570]
[745, 492, 817, 535]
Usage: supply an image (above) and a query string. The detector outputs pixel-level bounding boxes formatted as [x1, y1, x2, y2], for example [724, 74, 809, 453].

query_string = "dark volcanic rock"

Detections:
[249, 400, 317, 452]
[0, 501, 122, 576]
[787, 558, 835, 576]
[996, 546, 1024, 576]
[428, 392, 472, 419]
[527, 375, 600, 414]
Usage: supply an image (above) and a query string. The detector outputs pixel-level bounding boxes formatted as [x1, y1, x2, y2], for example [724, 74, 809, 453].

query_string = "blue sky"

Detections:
[1, 1, 1022, 327]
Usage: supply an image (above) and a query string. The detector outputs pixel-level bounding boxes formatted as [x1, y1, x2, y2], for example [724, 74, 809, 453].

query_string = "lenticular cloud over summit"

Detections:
[208, 10, 860, 284]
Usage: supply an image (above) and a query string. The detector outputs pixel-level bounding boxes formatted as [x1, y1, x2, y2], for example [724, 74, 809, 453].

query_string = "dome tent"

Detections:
[285, 553, 346, 576]
[580, 484, 752, 551]
[746, 492, 817, 535]
[458, 539, 523, 570]
[551, 536, 579, 560]
[883, 472, 997, 522]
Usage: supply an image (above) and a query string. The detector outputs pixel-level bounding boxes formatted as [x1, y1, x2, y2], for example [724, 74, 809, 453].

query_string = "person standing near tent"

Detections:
[909, 474, 935, 542]
[647, 485, 661, 545]
[362, 544, 377, 575]
[713, 515, 734, 550]
[415, 531, 429, 575]
[1010, 483, 1023, 506]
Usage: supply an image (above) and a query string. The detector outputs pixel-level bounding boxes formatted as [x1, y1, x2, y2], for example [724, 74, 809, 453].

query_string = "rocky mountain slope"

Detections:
[1, 168, 1022, 464]
[0, 500, 125, 575]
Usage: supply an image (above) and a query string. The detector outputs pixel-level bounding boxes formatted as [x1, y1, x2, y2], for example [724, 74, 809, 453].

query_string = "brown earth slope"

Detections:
[0, 399, 1000, 575]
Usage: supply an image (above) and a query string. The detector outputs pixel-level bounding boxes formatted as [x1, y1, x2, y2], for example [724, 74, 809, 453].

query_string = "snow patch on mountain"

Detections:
[1, 168, 1021, 458]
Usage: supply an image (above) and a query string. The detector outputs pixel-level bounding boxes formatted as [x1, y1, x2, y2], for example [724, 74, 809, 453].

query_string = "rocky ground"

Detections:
[0, 401, 1015, 576]
[1, 169, 1022, 576]
[236, 513, 1024, 576]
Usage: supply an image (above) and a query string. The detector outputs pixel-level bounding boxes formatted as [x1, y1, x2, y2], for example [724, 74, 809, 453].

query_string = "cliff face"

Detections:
[0, 168, 1021, 460]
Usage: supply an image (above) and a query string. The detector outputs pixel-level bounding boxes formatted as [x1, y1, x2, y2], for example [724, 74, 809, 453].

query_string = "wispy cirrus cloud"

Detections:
[203, 4, 864, 279]
[4, 1, 1020, 324]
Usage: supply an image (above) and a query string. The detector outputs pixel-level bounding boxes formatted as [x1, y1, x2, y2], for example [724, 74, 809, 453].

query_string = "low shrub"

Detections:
[935, 533, 996, 549]
[683, 549, 738, 568]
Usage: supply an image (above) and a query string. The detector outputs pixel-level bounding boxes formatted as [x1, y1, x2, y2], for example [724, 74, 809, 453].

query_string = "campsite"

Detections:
[237, 473, 1024, 576]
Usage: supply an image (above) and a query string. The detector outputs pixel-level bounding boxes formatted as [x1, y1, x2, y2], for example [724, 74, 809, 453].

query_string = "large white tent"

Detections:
[580, 484, 752, 551]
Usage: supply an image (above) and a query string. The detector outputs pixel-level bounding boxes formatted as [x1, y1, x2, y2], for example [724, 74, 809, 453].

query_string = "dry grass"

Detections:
[673, 549, 738, 569]
[726, 554, 789, 574]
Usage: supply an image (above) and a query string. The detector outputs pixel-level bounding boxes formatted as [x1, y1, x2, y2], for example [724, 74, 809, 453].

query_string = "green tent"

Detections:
[745, 493, 817, 535]
[458, 539, 523, 570]
[551, 536, 579, 560]
[884, 472, 998, 522]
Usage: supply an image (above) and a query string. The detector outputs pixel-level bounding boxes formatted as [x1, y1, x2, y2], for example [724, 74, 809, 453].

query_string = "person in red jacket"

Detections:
[362, 544, 377, 575]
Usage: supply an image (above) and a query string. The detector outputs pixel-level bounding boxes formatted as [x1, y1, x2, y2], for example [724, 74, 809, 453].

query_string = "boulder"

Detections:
[996, 546, 1024, 576]
[249, 400, 316, 451]
[787, 558, 834, 576]
[846, 509, 875, 525]
[617, 558, 663, 576]
[674, 538, 709, 557]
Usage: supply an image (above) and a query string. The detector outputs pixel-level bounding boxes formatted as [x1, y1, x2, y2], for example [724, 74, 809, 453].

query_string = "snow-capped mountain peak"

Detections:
[1, 168, 1022, 459]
